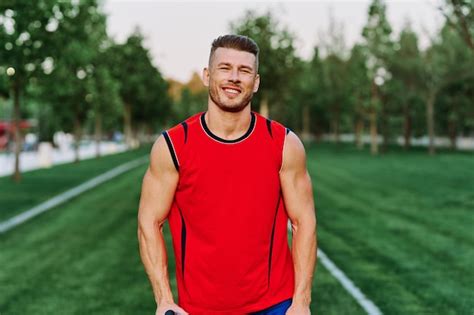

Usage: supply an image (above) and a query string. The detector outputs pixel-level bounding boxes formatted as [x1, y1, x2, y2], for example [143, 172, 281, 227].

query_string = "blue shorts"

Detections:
[250, 299, 292, 315]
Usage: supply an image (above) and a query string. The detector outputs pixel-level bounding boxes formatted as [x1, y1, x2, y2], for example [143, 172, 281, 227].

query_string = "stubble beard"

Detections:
[208, 84, 254, 113]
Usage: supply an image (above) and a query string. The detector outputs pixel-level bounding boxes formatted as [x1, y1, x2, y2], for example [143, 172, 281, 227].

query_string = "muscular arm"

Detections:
[138, 136, 187, 314]
[279, 131, 317, 313]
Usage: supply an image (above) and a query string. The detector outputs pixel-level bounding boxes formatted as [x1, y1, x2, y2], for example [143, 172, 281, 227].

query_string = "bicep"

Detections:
[279, 132, 316, 226]
[138, 135, 179, 228]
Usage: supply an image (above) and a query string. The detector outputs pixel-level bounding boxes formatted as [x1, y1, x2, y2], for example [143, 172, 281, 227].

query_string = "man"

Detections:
[138, 34, 317, 315]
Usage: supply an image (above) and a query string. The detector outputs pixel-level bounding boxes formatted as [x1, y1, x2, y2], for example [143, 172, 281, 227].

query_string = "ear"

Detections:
[253, 73, 260, 93]
[202, 67, 210, 87]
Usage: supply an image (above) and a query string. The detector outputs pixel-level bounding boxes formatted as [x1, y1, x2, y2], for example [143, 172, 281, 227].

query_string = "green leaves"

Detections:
[108, 31, 171, 129]
[230, 10, 299, 118]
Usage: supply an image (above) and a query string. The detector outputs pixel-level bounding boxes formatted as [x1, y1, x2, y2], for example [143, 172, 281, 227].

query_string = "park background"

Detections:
[0, 0, 473, 314]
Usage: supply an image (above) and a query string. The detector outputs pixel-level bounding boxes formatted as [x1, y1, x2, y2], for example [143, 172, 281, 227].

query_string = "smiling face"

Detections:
[203, 47, 260, 113]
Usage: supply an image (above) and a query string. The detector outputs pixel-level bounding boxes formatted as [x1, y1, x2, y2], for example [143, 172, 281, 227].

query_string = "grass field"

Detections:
[308, 144, 474, 315]
[0, 147, 150, 221]
[1, 143, 473, 314]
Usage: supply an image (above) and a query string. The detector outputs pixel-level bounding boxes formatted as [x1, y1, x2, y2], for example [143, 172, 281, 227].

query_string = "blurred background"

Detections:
[0, 0, 473, 314]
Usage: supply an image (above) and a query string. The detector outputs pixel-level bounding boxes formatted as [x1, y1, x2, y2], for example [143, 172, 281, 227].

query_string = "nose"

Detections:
[228, 68, 240, 83]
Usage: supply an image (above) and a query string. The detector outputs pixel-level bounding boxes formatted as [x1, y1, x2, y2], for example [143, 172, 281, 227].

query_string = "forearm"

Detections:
[291, 216, 317, 306]
[138, 220, 174, 305]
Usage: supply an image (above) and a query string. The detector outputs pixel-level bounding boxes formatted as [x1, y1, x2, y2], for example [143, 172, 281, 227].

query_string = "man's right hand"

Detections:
[155, 302, 189, 315]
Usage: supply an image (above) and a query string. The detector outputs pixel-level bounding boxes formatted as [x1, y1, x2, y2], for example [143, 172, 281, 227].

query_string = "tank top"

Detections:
[162, 110, 294, 314]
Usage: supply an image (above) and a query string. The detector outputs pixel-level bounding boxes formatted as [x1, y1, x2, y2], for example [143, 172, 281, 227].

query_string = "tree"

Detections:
[230, 10, 299, 120]
[108, 30, 171, 147]
[0, 69, 9, 131]
[347, 44, 372, 149]
[388, 24, 425, 149]
[0, 0, 70, 181]
[322, 54, 349, 143]
[40, 0, 107, 162]
[424, 24, 474, 153]
[440, 0, 474, 52]
[319, 12, 350, 143]
[134, 63, 171, 142]
[362, 0, 394, 154]
[171, 72, 207, 123]
[0, 68, 8, 99]
[291, 48, 327, 139]
[89, 56, 122, 157]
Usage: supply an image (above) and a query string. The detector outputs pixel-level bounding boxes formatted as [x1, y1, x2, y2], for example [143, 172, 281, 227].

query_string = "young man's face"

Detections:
[203, 47, 260, 113]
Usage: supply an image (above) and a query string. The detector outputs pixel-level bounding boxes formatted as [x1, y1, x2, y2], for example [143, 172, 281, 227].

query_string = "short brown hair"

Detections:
[209, 34, 259, 70]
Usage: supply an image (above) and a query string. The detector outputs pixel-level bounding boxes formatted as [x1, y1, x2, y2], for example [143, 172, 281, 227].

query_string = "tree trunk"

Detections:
[146, 124, 154, 143]
[369, 109, 378, 155]
[302, 104, 311, 139]
[448, 98, 457, 150]
[95, 112, 102, 158]
[73, 116, 82, 163]
[132, 124, 141, 148]
[370, 81, 379, 155]
[332, 107, 340, 144]
[124, 103, 133, 148]
[381, 102, 389, 153]
[403, 105, 412, 149]
[448, 119, 457, 150]
[259, 95, 269, 118]
[355, 116, 364, 150]
[426, 90, 436, 155]
[12, 79, 22, 182]
[139, 123, 147, 146]
[451, 0, 474, 53]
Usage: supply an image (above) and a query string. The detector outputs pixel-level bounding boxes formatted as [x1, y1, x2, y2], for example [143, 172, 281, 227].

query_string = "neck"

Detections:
[205, 103, 252, 140]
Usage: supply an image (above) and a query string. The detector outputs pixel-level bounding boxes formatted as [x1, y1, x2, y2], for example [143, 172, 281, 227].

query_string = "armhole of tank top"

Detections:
[161, 130, 180, 172]
[279, 128, 290, 174]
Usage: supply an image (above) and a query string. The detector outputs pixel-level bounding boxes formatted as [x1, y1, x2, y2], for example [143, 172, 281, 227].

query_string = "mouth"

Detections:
[221, 86, 242, 98]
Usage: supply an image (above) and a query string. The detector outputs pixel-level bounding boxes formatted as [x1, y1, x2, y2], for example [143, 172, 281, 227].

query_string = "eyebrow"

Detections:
[217, 62, 254, 71]
[239, 65, 253, 71]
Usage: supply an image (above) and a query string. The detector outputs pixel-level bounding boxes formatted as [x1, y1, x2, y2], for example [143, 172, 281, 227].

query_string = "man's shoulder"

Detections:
[252, 111, 290, 138]
[166, 111, 203, 135]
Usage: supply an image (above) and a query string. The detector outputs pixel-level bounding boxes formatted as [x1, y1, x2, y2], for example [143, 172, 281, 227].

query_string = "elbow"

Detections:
[138, 211, 165, 236]
[137, 211, 148, 234]
[291, 211, 316, 235]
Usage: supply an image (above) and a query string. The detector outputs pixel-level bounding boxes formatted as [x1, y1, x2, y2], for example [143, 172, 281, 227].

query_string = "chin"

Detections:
[212, 97, 251, 113]
[217, 103, 248, 113]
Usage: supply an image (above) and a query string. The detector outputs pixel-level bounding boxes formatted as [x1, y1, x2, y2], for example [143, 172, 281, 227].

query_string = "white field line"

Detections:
[3, 157, 382, 315]
[318, 248, 383, 315]
[288, 222, 382, 315]
[0, 156, 148, 234]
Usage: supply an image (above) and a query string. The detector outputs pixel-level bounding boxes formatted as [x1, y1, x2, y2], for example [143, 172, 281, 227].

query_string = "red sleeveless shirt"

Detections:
[162, 111, 294, 314]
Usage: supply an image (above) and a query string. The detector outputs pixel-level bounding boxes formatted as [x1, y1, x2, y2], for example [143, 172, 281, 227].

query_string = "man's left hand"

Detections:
[286, 303, 311, 315]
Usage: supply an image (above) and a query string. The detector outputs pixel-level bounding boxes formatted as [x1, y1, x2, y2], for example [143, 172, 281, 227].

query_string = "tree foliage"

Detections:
[230, 10, 299, 120]
[108, 31, 171, 145]
[440, 0, 474, 52]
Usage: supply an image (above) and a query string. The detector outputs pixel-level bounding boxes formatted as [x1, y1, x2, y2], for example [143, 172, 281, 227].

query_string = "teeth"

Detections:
[224, 88, 240, 94]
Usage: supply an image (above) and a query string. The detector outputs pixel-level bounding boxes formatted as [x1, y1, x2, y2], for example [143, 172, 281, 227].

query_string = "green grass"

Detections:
[0, 166, 154, 314]
[0, 145, 364, 315]
[1, 142, 472, 314]
[308, 143, 474, 315]
[0, 146, 150, 221]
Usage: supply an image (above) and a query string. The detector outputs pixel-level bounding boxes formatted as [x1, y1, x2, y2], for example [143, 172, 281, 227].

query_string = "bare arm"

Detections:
[279, 131, 317, 314]
[138, 135, 187, 314]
